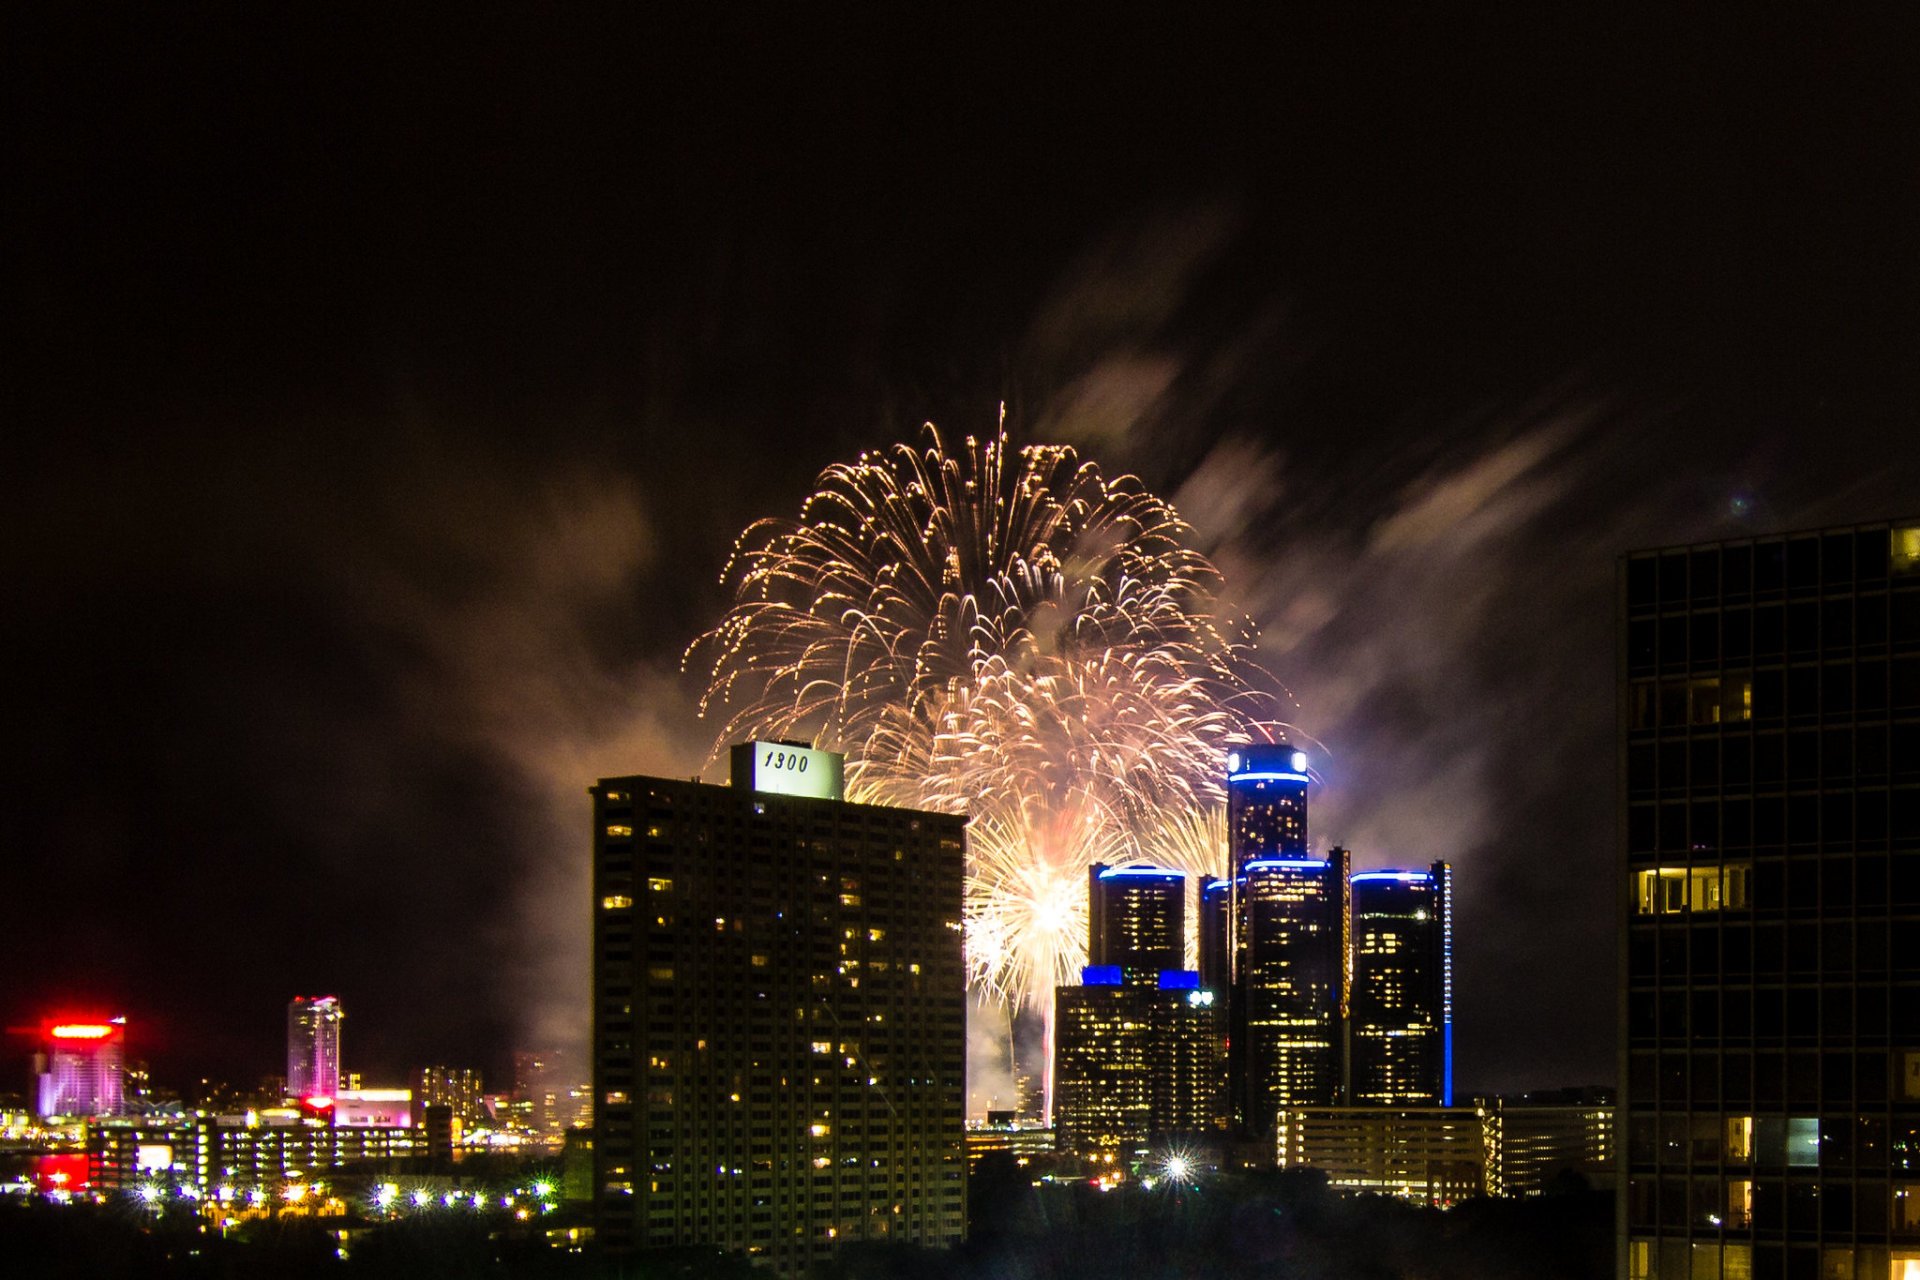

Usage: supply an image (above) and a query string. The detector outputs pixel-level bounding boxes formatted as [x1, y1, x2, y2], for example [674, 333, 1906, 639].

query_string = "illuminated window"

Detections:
[647, 966, 674, 983]
[605, 825, 633, 838]
[1894, 526, 1920, 576]
[1721, 675, 1753, 722]
[648, 878, 672, 893]
[751, 954, 769, 968]
[601, 895, 633, 910]
[1901, 1051, 1920, 1101]
[1688, 678, 1723, 725]
[1726, 1178, 1753, 1228]
[1725, 1116, 1754, 1163]
[1786, 1117, 1819, 1167]
[604, 791, 629, 803]
[1634, 863, 1752, 915]
[1899, 1185, 1920, 1235]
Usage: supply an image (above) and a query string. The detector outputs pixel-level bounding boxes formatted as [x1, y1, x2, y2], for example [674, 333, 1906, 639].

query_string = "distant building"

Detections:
[591, 742, 968, 1276]
[963, 1115, 1056, 1170]
[1619, 520, 1920, 1279]
[286, 997, 342, 1101]
[1349, 864, 1454, 1106]
[512, 1049, 591, 1141]
[1274, 1104, 1489, 1206]
[1054, 860, 1226, 1162]
[1198, 876, 1233, 992]
[37, 1019, 126, 1119]
[412, 1066, 484, 1126]
[332, 1088, 411, 1128]
[88, 1109, 437, 1196]
[1484, 1097, 1615, 1197]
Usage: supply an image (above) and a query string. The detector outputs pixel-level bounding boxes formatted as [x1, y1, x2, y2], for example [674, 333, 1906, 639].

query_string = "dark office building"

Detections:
[1239, 851, 1352, 1129]
[1089, 863, 1186, 984]
[1199, 876, 1233, 992]
[1219, 743, 1351, 1141]
[591, 743, 968, 1276]
[1350, 864, 1455, 1106]
[1619, 520, 1920, 1280]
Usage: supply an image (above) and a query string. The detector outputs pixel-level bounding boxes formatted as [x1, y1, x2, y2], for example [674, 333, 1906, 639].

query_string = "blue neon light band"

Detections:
[1243, 858, 1328, 872]
[1081, 965, 1124, 987]
[1156, 970, 1200, 990]
[1227, 771, 1310, 784]
[1096, 865, 1183, 881]
[1350, 871, 1433, 884]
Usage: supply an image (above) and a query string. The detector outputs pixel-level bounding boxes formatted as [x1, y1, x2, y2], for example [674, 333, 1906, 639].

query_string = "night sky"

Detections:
[6, 11, 1917, 1100]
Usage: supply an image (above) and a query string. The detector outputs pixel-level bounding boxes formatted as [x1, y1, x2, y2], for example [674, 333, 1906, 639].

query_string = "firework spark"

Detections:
[689, 421, 1284, 1017]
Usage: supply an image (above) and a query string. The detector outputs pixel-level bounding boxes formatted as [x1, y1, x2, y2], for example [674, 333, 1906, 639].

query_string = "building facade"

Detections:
[592, 743, 968, 1275]
[1056, 855, 1227, 1164]
[37, 1019, 126, 1119]
[1620, 520, 1920, 1280]
[286, 996, 342, 1101]
[1238, 851, 1352, 1128]
[1488, 1097, 1616, 1197]
[1274, 1104, 1490, 1206]
[1053, 973, 1152, 1159]
[1350, 864, 1455, 1106]
[1088, 864, 1185, 984]
[88, 1110, 436, 1197]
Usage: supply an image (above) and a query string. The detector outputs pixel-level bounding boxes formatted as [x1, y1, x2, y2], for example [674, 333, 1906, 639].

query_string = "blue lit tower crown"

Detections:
[1226, 742, 1311, 878]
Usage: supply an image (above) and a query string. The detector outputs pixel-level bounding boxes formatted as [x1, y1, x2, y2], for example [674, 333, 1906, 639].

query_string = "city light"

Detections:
[49, 1024, 114, 1040]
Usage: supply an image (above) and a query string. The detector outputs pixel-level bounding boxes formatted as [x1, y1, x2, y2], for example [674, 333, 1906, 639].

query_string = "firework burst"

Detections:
[689, 421, 1285, 1017]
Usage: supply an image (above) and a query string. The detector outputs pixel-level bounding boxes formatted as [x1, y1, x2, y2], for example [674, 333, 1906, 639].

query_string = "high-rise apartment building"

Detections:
[286, 996, 342, 1101]
[36, 1018, 126, 1118]
[1350, 864, 1454, 1106]
[1620, 520, 1920, 1280]
[592, 742, 968, 1276]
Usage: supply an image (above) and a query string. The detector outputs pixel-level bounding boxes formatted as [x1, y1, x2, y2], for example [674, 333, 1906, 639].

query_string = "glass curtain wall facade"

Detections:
[1350, 864, 1455, 1106]
[1088, 864, 1186, 984]
[286, 997, 342, 1101]
[1620, 521, 1920, 1280]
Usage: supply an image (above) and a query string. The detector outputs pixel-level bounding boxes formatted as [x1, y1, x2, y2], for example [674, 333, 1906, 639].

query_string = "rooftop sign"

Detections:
[730, 741, 845, 802]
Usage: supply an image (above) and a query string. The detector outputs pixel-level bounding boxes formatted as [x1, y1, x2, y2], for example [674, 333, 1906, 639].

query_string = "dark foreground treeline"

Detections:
[0, 1165, 1610, 1280]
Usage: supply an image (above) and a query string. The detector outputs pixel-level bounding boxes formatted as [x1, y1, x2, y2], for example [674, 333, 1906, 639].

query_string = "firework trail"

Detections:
[689, 421, 1286, 1102]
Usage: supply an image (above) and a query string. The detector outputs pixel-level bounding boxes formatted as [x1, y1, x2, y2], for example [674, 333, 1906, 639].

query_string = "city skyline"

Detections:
[8, 10, 1919, 1104]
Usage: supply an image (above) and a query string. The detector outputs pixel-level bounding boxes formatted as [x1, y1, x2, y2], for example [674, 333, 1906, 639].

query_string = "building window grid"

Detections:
[1624, 524, 1920, 1261]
